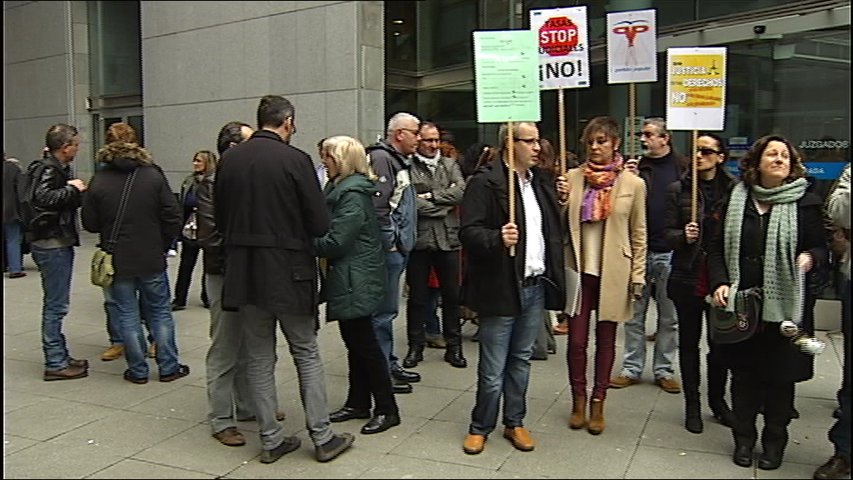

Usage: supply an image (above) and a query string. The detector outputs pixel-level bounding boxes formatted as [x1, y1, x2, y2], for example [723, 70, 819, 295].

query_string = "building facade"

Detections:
[3, 0, 850, 190]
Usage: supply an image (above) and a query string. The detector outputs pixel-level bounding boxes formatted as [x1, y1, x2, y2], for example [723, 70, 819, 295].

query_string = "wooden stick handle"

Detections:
[507, 122, 516, 257]
[628, 83, 636, 158]
[558, 88, 566, 175]
[690, 129, 698, 223]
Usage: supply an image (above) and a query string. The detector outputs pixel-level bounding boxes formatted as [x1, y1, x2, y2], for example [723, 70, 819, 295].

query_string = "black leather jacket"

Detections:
[27, 155, 82, 244]
[195, 171, 224, 274]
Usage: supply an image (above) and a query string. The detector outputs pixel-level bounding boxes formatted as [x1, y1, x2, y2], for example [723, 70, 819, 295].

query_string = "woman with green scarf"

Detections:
[708, 135, 827, 471]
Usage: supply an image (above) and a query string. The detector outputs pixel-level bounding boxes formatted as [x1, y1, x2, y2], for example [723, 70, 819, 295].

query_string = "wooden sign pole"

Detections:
[507, 122, 516, 257]
[690, 129, 698, 223]
[628, 83, 637, 158]
[558, 88, 567, 175]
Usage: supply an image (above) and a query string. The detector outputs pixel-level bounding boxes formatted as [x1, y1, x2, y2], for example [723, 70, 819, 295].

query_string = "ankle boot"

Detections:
[588, 399, 605, 435]
[569, 395, 587, 429]
[444, 345, 467, 368]
[685, 398, 703, 434]
[402, 345, 424, 368]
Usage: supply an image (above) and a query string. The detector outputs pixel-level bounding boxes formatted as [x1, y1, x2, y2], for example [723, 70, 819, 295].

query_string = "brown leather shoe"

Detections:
[609, 375, 639, 388]
[212, 427, 246, 447]
[463, 434, 486, 455]
[44, 364, 88, 381]
[588, 399, 605, 435]
[569, 395, 587, 429]
[814, 455, 851, 479]
[503, 426, 535, 451]
[655, 377, 682, 394]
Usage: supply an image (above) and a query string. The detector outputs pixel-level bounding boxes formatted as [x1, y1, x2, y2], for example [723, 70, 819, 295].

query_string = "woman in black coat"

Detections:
[663, 132, 736, 434]
[708, 135, 827, 470]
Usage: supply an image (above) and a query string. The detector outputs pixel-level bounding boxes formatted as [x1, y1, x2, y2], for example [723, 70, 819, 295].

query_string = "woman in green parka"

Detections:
[314, 135, 400, 435]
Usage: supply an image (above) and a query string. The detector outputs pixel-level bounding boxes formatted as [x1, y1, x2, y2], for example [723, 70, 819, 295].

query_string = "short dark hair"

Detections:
[697, 131, 729, 161]
[739, 134, 806, 187]
[257, 95, 295, 130]
[45, 124, 78, 152]
[580, 116, 620, 157]
[217, 121, 251, 155]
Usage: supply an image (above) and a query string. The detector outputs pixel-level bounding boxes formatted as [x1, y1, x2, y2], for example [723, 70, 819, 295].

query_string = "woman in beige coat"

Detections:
[556, 116, 647, 435]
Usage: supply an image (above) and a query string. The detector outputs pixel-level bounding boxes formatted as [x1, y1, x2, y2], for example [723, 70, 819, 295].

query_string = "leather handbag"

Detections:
[182, 209, 198, 241]
[91, 169, 137, 288]
[707, 286, 763, 344]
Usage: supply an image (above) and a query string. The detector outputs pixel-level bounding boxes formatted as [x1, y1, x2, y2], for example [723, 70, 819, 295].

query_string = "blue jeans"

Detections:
[102, 287, 123, 345]
[4, 221, 24, 273]
[469, 283, 544, 435]
[31, 245, 75, 370]
[371, 250, 407, 370]
[829, 279, 850, 458]
[108, 270, 180, 379]
[620, 251, 678, 380]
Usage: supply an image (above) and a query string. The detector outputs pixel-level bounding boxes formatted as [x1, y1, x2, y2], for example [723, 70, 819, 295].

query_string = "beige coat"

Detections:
[563, 166, 647, 322]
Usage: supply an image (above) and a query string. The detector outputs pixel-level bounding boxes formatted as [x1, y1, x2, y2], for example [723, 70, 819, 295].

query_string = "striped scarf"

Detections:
[722, 178, 807, 322]
[581, 153, 624, 222]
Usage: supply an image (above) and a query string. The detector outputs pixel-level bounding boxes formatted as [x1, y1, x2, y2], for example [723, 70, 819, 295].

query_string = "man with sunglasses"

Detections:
[612, 117, 688, 394]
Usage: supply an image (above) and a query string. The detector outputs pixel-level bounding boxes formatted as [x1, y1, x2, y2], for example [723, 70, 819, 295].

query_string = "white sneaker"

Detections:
[167, 249, 178, 257]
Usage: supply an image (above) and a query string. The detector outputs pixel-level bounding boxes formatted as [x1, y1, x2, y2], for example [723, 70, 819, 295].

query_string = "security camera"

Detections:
[753, 25, 766, 35]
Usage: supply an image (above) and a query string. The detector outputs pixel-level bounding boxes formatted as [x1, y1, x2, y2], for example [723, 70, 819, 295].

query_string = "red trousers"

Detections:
[567, 273, 617, 400]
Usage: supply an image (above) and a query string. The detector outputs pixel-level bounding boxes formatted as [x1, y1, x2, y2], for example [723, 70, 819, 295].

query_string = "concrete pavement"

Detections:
[3, 232, 846, 478]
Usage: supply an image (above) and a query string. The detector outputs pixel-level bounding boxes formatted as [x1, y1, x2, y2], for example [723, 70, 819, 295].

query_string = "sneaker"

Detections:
[260, 436, 301, 464]
[167, 249, 178, 257]
[159, 364, 190, 382]
[101, 344, 124, 361]
[609, 375, 640, 389]
[44, 364, 88, 381]
[655, 376, 682, 394]
[213, 427, 246, 447]
[315, 433, 355, 462]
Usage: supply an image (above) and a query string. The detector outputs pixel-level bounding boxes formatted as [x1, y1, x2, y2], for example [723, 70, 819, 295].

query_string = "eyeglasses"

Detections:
[698, 147, 722, 156]
[514, 137, 540, 145]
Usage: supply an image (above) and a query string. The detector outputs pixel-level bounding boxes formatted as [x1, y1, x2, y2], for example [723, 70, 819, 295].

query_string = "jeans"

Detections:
[620, 251, 678, 380]
[371, 250, 407, 370]
[829, 279, 851, 458]
[109, 270, 181, 379]
[469, 283, 544, 436]
[31, 245, 74, 371]
[4, 221, 24, 273]
[102, 287, 123, 345]
[240, 304, 333, 449]
[205, 273, 256, 433]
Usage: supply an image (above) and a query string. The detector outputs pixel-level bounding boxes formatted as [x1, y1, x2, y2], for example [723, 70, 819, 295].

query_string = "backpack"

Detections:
[18, 159, 58, 235]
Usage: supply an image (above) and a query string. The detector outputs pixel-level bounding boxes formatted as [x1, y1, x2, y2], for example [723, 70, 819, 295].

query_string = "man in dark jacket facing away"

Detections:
[82, 139, 187, 385]
[214, 95, 354, 464]
[29, 124, 89, 381]
[460, 122, 565, 455]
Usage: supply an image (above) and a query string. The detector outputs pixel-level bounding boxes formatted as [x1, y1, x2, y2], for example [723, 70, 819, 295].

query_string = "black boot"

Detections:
[391, 362, 420, 383]
[758, 425, 788, 470]
[444, 345, 467, 368]
[685, 398, 703, 434]
[402, 345, 424, 368]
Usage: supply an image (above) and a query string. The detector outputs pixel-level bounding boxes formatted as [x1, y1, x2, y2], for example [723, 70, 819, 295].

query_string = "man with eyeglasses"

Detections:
[402, 121, 467, 371]
[611, 117, 688, 394]
[364, 112, 421, 395]
[460, 122, 564, 455]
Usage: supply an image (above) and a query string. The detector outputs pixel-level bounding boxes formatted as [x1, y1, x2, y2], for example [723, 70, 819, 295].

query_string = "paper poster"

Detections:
[530, 6, 590, 90]
[607, 9, 657, 84]
[666, 47, 727, 130]
[473, 30, 541, 123]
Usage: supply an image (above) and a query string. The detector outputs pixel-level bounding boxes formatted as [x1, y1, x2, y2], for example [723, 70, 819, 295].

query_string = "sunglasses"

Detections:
[698, 147, 722, 156]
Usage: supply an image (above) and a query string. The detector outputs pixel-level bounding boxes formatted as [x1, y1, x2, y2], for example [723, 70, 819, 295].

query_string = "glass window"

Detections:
[88, 1, 141, 98]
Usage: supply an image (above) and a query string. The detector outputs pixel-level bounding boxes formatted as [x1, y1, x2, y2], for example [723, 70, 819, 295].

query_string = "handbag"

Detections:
[182, 209, 198, 241]
[707, 286, 763, 344]
[91, 169, 137, 288]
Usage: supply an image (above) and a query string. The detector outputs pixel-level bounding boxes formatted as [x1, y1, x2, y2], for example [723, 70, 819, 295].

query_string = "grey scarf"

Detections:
[723, 178, 807, 322]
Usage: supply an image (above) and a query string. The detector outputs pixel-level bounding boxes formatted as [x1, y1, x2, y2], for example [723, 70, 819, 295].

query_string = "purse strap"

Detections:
[103, 168, 138, 253]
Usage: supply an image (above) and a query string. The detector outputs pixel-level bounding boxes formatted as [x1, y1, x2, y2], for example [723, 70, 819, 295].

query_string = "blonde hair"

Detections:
[193, 150, 218, 174]
[106, 122, 137, 144]
[322, 136, 375, 182]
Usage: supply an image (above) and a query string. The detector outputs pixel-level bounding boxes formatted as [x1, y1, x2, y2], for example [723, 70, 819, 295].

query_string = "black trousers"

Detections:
[339, 316, 398, 415]
[731, 368, 794, 450]
[405, 249, 462, 348]
[670, 282, 729, 410]
[173, 240, 207, 306]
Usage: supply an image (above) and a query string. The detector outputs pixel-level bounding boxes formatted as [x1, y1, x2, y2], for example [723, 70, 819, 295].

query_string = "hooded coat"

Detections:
[314, 173, 387, 321]
[82, 142, 181, 279]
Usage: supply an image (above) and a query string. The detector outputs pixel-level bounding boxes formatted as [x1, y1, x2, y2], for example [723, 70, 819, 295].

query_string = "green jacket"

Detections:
[314, 173, 387, 321]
